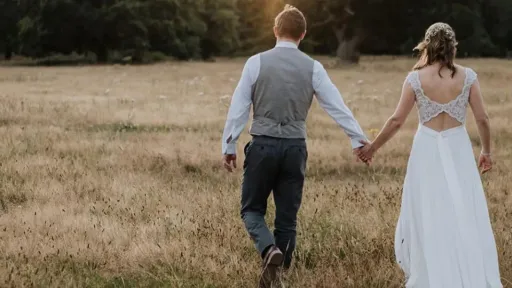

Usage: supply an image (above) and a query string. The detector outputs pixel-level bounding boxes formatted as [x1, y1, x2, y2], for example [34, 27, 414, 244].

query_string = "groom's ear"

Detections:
[300, 30, 307, 41]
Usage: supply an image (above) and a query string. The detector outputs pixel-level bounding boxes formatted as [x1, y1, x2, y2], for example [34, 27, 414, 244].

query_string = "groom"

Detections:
[221, 4, 370, 286]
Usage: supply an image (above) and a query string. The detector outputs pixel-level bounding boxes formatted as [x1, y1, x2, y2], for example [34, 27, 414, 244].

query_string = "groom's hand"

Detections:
[354, 140, 373, 165]
[223, 154, 237, 172]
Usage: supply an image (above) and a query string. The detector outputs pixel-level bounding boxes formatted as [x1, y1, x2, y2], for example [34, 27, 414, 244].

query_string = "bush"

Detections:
[145, 51, 169, 63]
[35, 53, 96, 66]
[109, 50, 171, 65]
[2, 52, 96, 66]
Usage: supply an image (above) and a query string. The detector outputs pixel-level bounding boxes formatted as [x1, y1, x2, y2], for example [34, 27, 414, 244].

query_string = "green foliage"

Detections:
[482, 0, 512, 56]
[200, 0, 240, 59]
[0, 0, 21, 59]
[1, 0, 511, 63]
[237, 0, 284, 54]
[17, 16, 42, 57]
[143, 0, 207, 59]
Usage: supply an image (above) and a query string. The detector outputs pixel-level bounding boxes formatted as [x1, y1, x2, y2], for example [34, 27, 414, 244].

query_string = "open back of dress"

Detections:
[406, 67, 477, 131]
[395, 68, 503, 287]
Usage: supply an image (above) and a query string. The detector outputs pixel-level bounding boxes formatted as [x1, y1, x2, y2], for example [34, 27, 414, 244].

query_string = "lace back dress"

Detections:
[407, 67, 476, 125]
[394, 67, 503, 288]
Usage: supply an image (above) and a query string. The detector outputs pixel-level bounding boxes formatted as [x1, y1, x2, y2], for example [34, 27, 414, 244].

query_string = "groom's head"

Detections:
[274, 4, 307, 44]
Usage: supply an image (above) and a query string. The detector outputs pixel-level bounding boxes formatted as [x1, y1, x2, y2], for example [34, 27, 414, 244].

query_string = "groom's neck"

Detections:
[276, 37, 300, 46]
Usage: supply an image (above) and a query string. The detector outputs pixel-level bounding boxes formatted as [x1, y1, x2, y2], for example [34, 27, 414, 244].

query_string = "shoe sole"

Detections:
[267, 251, 284, 266]
[259, 251, 284, 287]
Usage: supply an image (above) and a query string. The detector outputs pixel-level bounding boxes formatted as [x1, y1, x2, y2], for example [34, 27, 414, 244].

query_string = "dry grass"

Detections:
[0, 57, 511, 287]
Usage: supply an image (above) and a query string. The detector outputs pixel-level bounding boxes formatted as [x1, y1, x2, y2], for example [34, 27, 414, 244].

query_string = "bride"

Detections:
[357, 23, 503, 287]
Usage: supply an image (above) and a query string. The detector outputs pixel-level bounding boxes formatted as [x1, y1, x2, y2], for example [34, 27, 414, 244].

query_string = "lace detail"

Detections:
[406, 68, 477, 124]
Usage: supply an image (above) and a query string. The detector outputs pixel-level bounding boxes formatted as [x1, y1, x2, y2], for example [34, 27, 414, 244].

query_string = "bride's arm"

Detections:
[468, 78, 493, 173]
[468, 79, 491, 155]
[358, 80, 416, 161]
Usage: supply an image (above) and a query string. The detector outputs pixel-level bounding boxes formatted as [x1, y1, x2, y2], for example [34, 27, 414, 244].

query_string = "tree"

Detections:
[291, 0, 406, 64]
[104, 1, 149, 62]
[482, 0, 512, 56]
[16, 0, 151, 62]
[293, 0, 508, 63]
[0, 0, 21, 60]
[237, 0, 285, 54]
[143, 0, 206, 60]
[200, 0, 240, 60]
[3, 0, 512, 64]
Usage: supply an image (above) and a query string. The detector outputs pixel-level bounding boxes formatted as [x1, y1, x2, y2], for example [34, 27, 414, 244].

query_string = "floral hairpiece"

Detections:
[425, 23, 456, 43]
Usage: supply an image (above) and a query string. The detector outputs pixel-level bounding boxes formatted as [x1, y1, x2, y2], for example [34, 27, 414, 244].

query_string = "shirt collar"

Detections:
[275, 40, 299, 49]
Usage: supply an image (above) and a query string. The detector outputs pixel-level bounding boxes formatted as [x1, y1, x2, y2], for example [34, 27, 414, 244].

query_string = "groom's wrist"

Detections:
[350, 138, 367, 149]
[223, 143, 237, 155]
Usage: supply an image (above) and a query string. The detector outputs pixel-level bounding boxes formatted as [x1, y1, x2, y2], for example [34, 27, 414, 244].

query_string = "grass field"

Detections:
[0, 57, 511, 287]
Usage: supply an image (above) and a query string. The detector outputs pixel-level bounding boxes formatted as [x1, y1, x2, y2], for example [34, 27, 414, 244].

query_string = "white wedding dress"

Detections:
[395, 68, 503, 288]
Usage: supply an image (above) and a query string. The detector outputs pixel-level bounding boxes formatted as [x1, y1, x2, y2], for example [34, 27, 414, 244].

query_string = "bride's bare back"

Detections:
[416, 64, 469, 131]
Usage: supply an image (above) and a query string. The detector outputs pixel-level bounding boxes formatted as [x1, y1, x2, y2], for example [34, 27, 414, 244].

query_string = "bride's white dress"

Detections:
[395, 68, 503, 288]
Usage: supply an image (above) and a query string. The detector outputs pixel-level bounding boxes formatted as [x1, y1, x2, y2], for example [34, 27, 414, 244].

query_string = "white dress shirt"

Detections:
[222, 41, 368, 155]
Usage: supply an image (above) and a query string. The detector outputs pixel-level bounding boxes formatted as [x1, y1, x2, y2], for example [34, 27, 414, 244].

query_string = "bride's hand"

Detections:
[478, 153, 492, 174]
[356, 140, 375, 164]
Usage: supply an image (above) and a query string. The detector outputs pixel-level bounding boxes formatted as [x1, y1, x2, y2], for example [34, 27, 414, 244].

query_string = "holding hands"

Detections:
[354, 140, 493, 175]
[354, 140, 376, 165]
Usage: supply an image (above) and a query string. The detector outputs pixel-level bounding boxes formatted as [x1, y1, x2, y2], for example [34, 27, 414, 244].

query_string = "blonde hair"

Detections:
[274, 4, 307, 40]
[413, 23, 458, 77]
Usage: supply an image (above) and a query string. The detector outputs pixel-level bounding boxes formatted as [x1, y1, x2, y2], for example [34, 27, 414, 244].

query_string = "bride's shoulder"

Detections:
[456, 65, 478, 81]
[404, 69, 419, 85]
[405, 69, 418, 78]
[403, 70, 420, 92]
[456, 64, 477, 75]
[455, 65, 479, 88]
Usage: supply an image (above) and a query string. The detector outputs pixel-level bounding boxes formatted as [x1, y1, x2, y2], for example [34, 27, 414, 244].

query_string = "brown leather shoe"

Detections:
[259, 246, 283, 288]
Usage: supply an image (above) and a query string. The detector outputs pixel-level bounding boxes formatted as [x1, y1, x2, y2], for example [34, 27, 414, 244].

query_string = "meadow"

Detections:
[0, 57, 510, 287]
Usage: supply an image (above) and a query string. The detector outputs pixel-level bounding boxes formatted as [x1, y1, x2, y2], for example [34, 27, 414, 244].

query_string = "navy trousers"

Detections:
[241, 135, 307, 268]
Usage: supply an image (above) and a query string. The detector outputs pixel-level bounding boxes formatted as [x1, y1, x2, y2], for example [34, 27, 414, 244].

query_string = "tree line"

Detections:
[0, 0, 511, 64]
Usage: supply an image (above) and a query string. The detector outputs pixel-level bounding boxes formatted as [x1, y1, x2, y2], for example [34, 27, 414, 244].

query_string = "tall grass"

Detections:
[0, 57, 510, 287]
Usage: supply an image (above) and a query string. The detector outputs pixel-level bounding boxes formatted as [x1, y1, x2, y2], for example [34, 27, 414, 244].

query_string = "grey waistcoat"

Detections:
[249, 47, 315, 139]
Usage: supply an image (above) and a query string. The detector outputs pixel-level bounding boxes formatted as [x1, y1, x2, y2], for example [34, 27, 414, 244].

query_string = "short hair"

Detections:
[274, 4, 307, 40]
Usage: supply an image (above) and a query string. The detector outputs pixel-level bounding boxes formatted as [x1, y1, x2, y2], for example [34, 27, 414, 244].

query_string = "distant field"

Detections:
[0, 57, 510, 287]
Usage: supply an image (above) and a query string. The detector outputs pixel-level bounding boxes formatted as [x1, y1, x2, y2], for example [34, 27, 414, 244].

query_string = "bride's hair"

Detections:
[413, 23, 458, 78]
